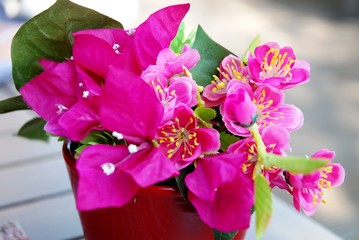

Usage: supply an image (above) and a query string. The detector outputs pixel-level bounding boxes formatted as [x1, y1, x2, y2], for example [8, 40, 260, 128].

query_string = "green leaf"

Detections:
[80, 130, 119, 145]
[11, 0, 123, 90]
[266, 154, 328, 174]
[75, 144, 88, 156]
[75, 130, 119, 156]
[212, 229, 238, 240]
[0, 96, 29, 114]
[255, 174, 272, 239]
[194, 106, 217, 121]
[17, 117, 49, 141]
[190, 25, 233, 87]
[170, 22, 186, 53]
[241, 35, 260, 64]
[219, 132, 240, 151]
[170, 22, 197, 53]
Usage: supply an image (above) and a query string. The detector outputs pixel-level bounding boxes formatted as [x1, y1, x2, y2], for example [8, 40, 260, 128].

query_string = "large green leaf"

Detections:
[190, 25, 232, 87]
[267, 154, 328, 174]
[11, 0, 123, 90]
[254, 174, 272, 239]
[0, 96, 29, 113]
[17, 117, 49, 141]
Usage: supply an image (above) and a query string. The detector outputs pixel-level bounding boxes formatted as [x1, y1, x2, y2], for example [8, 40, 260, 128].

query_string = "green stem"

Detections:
[248, 123, 268, 168]
[196, 86, 205, 108]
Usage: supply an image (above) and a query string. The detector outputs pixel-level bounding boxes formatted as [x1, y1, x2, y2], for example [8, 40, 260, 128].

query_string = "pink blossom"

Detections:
[157, 104, 220, 170]
[76, 143, 178, 210]
[20, 60, 102, 141]
[154, 44, 200, 78]
[228, 125, 291, 190]
[222, 80, 303, 137]
[76, 68, 179, 210]
[72, 4, 190, 76]
[185, 153, 254, 231]
[248, 42, 310, 90]
[202, 55, 251, 107]
[220, 81, 257, 129]
[141, 46, 199, 120]
[286, 149, 345, 216]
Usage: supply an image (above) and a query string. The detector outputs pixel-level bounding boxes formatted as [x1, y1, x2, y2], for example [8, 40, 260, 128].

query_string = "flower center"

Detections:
[151, 78, 177, 108]
[260, 48, 295, 81]
[159, 117, 199, 159]
[253, 89, 283, 127]
[212, 59, 248, 93]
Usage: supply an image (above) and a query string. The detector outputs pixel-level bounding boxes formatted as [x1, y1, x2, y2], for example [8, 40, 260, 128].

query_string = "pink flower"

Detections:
[222, 80, 303, 137]
[153, 44, 200, 78]
[220, 81, 257, 129]
[248, 42, 310, 90]
[141, 46, 199, 120]
[76, 68, 179, 210]
[228, 125, 291, 190]
[157, 104, 220, 169]
[185, 153, 254, 231]
[286, 149, 345, 216]
[202, 55, 251, 107]
[20, 60, 102, 141]
[76, 143, 178, 210]
[72, 4, 190, 76]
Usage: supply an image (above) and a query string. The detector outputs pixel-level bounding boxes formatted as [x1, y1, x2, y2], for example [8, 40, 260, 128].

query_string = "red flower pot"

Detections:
[63, 141, 247, 240]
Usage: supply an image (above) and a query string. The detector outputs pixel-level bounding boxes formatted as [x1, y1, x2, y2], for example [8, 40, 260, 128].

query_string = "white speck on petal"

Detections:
[113, 43, 120, 54]
[56, 104, 68, 114]
[126, 28, 136, 36]
[128, 144, 138, 154]
[101, 163, 115, 176]
[112, 131, 124, 140]
[82, 91, 90, 98]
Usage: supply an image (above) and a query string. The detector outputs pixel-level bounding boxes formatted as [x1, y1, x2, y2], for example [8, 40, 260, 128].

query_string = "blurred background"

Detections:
[1, 0, 358, 239]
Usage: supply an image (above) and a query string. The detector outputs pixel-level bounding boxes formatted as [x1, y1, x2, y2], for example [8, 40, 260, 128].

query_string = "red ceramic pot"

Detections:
[63, 141, 247, 240]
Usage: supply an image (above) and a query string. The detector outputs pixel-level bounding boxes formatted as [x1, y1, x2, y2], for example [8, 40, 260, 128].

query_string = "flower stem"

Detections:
[248, 123, 268, 169]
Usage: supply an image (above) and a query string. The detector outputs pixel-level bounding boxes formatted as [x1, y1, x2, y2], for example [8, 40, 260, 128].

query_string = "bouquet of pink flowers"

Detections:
[0, 1, 345, 239]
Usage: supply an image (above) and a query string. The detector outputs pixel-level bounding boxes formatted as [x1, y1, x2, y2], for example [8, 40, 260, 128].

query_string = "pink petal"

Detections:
[311, 149, 335, 160]
[20, 61, 78, 121]
[134, 4, 190, 69]
[76, 144, 139, 210]
[272, 104, 304, 132]
[73, 29, 139, 76]
[186, 153, 253, 231]
[327, 163, 345, 187]
[101, 68, 164, 140]
[120, 145, 179, 188]
[262, 125, 291, 153]
[59, 99, 101, 141]
[195, 127, 220, 153]
[185, 154, 244, 201]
